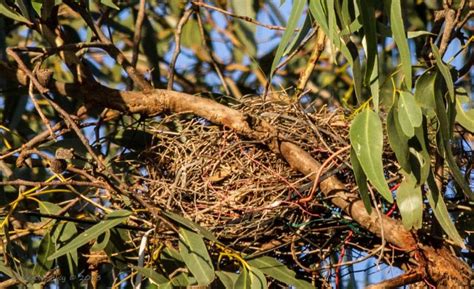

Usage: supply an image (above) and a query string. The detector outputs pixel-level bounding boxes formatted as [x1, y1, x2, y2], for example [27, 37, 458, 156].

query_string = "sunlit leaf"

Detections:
[455, 90, 474, 132]
[270, 0, 306, 77]
[178, 227, 215, 285]
[101, 0, 119, 10]
[387, 105, 410, 172]
[396, 172, 423, 230]
[390, 0, 412, 89]
[397, 91, 422, 137]
[431, 43, 454, 100]
[414, 69, 437, 115]
[350, 110, 393, 202]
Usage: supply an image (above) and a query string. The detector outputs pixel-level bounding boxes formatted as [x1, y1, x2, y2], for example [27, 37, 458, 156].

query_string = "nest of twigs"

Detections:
[139, 97, 366, 254]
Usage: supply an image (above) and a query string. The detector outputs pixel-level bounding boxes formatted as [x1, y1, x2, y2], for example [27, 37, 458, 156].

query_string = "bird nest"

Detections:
[138, 97, 363, 254]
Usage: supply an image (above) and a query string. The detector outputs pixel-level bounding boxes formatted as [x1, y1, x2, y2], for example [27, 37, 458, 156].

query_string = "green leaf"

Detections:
[0, 0, 31, 24]
[48, 210, 131, 260]
[350, 148, 372, 213]
[216, 271, 239, 289]
[389, 0, 412, 89]
[231, 0, 256, 56]
[32, 232, 55, 276]
[269, 0, 306, 77]
[162, 210, 217, 242]
[101, 0, 119, 10]
[249, 266, 267, 289]
[247, 256, 314, 289]
[178, 227, 215, 285]
[397, 91, 423, 137]
[431, 43, 454, 100]
[357, 0, 377, 84]
[426, 171, 465, 248]
[132, 266, 169, 284]
[349, 110, 393, 202]
[414, 69, 437, 115]
[387, 105, 410, 172]
[235, 267, 250, 289]
[433, 79, 474, 200]
[455, 91, 474, 132]
[396, 173, 423, 230]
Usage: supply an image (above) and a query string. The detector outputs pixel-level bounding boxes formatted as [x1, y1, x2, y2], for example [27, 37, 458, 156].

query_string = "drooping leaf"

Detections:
[433, 78, 474, 199]
[178, 227, 215, 285]
[431, 43, 454, 100]
[48, 210, 131, 260]
[396, 173, 423, 230]
[357, 0, 377, 84]
[455, 91, 474, 132]
[246, 256, 314, 289]
[231, 0, 257, 56]
[411, 124, 431, 185]
[426, 171, 465, 248]
[350, 148, 372, 213]
[269, 0, 306, 77]
[32, 232, 55, 277]
[389, 0, 412, 89]
[397, 91, 423, 138]
[350, 110, 393, 202]
[414, 69, 437, 116]
[387, 105, 410, 172]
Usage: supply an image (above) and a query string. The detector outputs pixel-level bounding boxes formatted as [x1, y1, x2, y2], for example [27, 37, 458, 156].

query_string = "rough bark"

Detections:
[0, 61, 471, 287]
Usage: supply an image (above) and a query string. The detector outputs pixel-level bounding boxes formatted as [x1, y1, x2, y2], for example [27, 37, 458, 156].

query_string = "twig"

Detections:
[131, 0, 147, 69]
[294, 27, 326, 99]
[191, 1, 287, 31]
[366, 269, 424, 289]
[168, 8, 194, 90]
[298, 145, 350, 203]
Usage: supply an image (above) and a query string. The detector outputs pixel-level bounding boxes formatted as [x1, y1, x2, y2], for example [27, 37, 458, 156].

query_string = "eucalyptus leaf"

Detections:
[48, 210, 131, 260]
[350, 110, 393, 202]
[426, 171, 465, 248]
[234, 267, 250, 289]
[455, 92, 474, 132]
[396, 173, 423, 230]
[216, 271, 239, 289]
[431, 43, 454, 100]
[246, 256, 314, 289]
[178, 227, 215, 285]
[270, 0, 306, 77]
[350, 148, 372, 213]
[397, 91, 422, 137]
[249, 266, 267, 289]
[389, 0, 412, 89]
[387, 104, 410, 172]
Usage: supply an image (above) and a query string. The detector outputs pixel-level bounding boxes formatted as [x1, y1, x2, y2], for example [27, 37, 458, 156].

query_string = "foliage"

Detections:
[0, 0, 473, 288]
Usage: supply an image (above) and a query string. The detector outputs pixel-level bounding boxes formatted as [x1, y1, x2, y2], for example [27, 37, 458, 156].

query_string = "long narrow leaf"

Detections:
[389, 0, 412, 89]
[48, 210, 131, 260]
[178, 227, 215, 285]
[350, 110, 393, 202]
